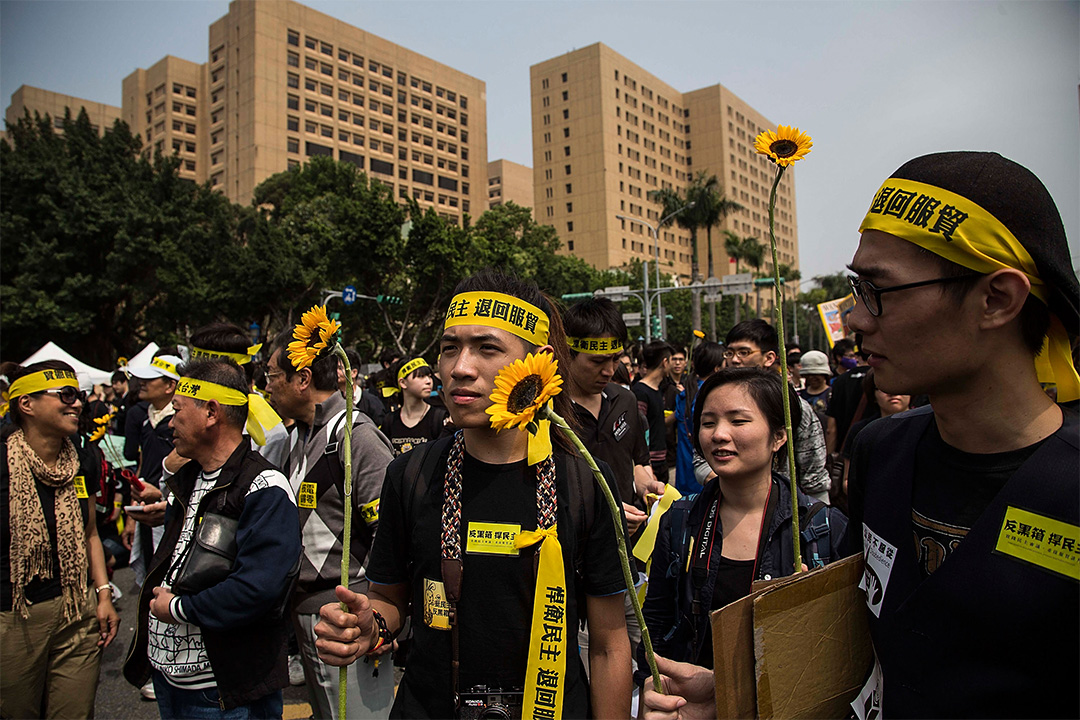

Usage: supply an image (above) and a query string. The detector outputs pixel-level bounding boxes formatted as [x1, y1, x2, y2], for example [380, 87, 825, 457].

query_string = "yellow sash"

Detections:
[514, 526, 567, 720]
[175, 378, 283, 445]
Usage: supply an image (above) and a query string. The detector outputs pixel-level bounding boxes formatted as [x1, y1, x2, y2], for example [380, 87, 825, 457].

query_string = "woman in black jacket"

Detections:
[637, 367, 848, 685]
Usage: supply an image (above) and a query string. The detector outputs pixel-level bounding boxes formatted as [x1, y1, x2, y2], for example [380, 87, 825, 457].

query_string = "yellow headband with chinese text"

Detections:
[8, 369, 79, 401]
[444, 292, 550, 347]
[566, 336, 625, 355]
[175, 377, 283, 446]
[860, 178, 1079, 403]
[151, 356, 179, 379]
[190, 343, 262, 366]
[397, 358, 429, 383]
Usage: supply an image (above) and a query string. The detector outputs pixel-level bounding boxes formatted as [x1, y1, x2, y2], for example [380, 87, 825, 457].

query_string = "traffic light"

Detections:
[651, 314, 662, 338]
[376, 294, 403, 305]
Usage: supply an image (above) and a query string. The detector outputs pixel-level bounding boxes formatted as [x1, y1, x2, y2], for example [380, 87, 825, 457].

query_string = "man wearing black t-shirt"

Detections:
[314, 272, 632, 719]
[633, 341, 673, 484]
[845, 152, 1079, 718]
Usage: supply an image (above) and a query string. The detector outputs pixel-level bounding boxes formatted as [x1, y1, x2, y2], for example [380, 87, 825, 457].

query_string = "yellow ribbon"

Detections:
[861, 178, 1080, 403]
[632, 483, 683, 562]
[513, 525, 567, 720]
[566, 336, 625, 355]
[0, 389, 9, 418]
[526, 419, 553, 467]
[445, 292, 550, 347]
[190, 343, 262, 365]
[397, 358, 429, 383]
[381, 385, 400, 398]
[7, 369, 79, 400]
[175, 378, 283, 446]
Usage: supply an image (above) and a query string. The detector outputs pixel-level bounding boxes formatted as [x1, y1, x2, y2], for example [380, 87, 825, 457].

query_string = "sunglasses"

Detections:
[38, 387, 87, 405]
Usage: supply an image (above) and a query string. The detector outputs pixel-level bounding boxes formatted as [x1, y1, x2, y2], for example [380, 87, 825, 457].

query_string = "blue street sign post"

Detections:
[342, 285, 357, 305]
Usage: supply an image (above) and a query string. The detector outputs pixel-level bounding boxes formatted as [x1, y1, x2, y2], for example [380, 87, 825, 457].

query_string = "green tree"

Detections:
[1, 108, 245, 366]
[690, 174, 743, 340]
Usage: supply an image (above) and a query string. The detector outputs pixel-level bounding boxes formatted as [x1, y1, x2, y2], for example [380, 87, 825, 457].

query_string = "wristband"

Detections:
[366, 609, 391, 655]
[95, 584, 112, 596]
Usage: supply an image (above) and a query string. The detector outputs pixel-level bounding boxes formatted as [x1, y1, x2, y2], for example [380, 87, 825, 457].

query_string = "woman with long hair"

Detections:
[0, 360, 119, 718]
[637, 367, 848, 701]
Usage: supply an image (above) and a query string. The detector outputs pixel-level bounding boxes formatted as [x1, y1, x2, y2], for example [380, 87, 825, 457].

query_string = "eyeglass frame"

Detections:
[847, 274, 980, 318]
[722, 347, 762, 360]
[36, 386, 87, 405]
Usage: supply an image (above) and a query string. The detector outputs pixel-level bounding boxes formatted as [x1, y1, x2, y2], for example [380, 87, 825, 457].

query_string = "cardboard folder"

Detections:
[710, 553, 873, 719]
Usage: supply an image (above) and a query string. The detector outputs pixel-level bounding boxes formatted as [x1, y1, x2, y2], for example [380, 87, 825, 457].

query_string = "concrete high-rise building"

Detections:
[120, 0, 489, 219]
[529, 43, 799, 283]
[487, 159, 533, 210]
[4, 85, 122, 139]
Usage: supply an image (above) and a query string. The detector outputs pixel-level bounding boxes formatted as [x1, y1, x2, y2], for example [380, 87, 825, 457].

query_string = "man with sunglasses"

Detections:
[723, 320, 831, 502]
[844, 152, 1078, 718]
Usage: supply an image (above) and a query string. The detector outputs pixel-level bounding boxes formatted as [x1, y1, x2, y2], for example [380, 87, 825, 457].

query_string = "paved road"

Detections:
[95, 566, 312, 719]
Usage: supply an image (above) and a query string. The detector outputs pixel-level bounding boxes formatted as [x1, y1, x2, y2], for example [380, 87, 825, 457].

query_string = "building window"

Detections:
[287, 116, 299, 132]
[288, 95, 299, 110]
[566, 202, 573, 213]
[561, 91, 568, 101]
[371, 158, 394, 175]
[542, 78, 549, 89]
[287, 138, 299, 154]
[567, 240, 574, 251]
[564, 146, 571, 156]
[565, 164, 571, 175]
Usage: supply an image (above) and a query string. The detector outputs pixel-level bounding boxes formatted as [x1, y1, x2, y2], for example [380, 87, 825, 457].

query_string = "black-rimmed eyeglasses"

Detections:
[847, 274, 978, 317]
[38, 387, 87, 405]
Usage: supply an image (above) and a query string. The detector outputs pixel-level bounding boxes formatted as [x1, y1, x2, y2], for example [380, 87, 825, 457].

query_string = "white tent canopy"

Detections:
[127, 342, 159, 369]
[22, 342, 114, 389]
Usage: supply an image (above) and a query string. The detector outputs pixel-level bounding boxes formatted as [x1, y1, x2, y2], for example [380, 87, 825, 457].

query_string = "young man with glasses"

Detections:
[723, 320, 831, 502]
[844, 152, 1078, 718]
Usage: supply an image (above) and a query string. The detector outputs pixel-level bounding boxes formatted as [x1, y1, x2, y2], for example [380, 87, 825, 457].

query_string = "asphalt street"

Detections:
[94, 566, 312, 719]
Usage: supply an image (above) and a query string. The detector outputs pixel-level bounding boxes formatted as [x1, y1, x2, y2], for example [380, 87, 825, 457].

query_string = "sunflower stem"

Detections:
[539, 405, 664, 694]
[767, 164, 802, 574]
[332, 343, 353, 720]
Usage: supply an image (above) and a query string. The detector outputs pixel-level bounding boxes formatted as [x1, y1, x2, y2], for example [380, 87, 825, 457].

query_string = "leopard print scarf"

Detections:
[6, 429, 85, 621]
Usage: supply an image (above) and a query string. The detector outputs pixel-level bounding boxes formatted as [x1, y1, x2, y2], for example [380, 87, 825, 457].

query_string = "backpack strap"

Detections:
[661, 494, 697, 642]
[799, 501, 831, 569]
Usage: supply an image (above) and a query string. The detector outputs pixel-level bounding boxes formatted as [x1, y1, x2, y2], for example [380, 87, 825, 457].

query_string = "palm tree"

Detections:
[651, 186, 704, 334]
[692, 173, 744, 340]
[776, 263, 803, 341]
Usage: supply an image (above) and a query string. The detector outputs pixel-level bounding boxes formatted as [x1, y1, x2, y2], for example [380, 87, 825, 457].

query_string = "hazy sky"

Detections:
[3, 0, 1077, 283]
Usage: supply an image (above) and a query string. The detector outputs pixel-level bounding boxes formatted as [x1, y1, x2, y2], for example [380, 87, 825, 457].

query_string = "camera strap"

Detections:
[441, 431, 565, 719]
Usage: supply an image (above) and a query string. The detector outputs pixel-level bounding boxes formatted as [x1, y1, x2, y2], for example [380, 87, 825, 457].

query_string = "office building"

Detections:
[487, 159, 533, 210]
[530, 43, 799, 282]
[4, 85, 122, 139]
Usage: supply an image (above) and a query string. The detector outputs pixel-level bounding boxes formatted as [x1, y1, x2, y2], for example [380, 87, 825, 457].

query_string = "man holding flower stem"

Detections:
[315, 270, 632, 719]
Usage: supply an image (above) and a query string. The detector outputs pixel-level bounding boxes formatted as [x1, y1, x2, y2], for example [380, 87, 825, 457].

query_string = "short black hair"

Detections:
[111, 370, 128, 384]
[378, 348, 400, 367]
[271, 329, 339, 392]
[641, 341, 674, 371]
[181, 359, 249, 430]
[563, 298, 628, 356]
[691, 341, 726, 381]
[670, 345, 688, 358]
[830, 338, 856, 364]
[725, 319, 778, 356]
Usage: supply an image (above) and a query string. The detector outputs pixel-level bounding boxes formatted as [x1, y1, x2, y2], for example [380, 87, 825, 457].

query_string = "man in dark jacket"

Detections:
[845, 152, 1079, 718]
[123, 359, 301, 717]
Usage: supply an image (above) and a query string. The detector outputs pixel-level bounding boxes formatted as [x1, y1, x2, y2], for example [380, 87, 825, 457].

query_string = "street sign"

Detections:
[342, 285, 357, 305]
[722, 273, 753, 286]
[622, 312, 643, 325]
[722, 283, 754, 296]
[600, 285, 632, 302]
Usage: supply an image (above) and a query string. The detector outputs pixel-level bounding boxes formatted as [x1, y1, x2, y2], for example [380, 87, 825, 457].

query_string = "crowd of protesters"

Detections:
[1, 148, 1076, 720]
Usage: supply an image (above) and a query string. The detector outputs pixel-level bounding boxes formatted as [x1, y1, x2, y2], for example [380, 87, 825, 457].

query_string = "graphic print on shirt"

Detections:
[612, 412, 629, 442]
[859, 523, 897, 618]
[911, 508, 968, 576]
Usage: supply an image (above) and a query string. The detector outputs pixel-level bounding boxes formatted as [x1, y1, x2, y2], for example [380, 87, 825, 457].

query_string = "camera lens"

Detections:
[479, 706, 513, 719]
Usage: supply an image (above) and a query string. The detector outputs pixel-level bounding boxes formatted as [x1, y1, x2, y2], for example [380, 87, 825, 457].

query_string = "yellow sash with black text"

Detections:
[514, 526, 567, 720]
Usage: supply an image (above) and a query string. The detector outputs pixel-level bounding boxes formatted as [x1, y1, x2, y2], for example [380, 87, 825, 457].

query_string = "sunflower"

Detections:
[88, 412, 113, 442]
[693, 330, 705, 339]
[287, 305, 342, 370]
[487, 352, 563, 432]
[754, 125, 813, 167]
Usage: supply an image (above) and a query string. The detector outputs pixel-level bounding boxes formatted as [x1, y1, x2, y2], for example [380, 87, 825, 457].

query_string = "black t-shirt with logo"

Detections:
[1, 437, 99, 610]
[571, 383, 649, 507]
[910, 420, 1047, 579]
[380, 405, 450, 457]
[632, 381, 667, 458]
[367, 447, 626, 719]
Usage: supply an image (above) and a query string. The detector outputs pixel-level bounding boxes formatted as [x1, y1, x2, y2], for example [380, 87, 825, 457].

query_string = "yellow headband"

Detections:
[150, 356, 179, 379]
[444, 292, 550, 347]
[397, 358, 429, 383]
[861, 178, 1079, 402]
[190, 343, 262, 366]
[8, 369, 79, 401]
[566, 336, 624, 355]
[175, 377, 283, 446]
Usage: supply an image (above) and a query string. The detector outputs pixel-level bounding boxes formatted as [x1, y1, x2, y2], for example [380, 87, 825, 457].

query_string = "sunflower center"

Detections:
[507, 374, 544, 413]
[770, 139, 798, 158]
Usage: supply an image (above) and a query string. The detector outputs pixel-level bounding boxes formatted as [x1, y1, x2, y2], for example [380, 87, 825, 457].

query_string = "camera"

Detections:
[458, 685, 524, 719]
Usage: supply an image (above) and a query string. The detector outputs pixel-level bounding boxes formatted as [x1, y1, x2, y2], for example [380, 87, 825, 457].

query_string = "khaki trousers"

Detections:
[0, 588, 101, 719]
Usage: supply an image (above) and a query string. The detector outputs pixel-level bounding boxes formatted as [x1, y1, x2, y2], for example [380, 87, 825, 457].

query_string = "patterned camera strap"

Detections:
[441, 430, 565, 718]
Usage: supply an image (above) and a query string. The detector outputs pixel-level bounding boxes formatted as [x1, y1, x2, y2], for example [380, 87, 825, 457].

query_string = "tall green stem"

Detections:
[766, 166, 802, 573]
[540, 406, 663, 693]
[333, 344, 354, 719]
